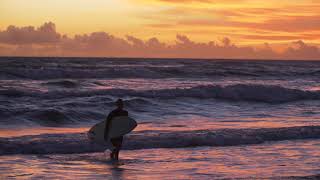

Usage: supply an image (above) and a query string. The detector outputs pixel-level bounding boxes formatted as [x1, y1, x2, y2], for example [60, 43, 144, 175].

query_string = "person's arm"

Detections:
[104, 112, 113, 140]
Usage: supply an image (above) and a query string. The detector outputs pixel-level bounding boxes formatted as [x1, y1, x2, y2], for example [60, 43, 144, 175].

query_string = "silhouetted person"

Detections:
[104, 99, 128, 160]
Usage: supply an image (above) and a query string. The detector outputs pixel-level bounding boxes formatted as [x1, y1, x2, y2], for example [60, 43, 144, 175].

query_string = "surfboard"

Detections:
[108, 116, 137, 138]
[87, 116, 137, 147]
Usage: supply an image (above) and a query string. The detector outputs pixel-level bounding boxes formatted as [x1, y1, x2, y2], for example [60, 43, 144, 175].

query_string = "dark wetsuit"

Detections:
[104, 108, 128, 148]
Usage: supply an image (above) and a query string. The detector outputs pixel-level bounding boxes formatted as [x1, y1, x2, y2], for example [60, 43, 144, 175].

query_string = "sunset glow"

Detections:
[1, 0, 319, 59]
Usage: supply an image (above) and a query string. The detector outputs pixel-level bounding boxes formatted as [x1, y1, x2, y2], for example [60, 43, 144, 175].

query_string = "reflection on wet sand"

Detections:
[1, 139, 319, 179]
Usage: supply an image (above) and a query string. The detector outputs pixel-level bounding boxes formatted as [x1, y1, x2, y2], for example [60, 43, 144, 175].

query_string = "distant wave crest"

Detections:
[1, 84, 320, 103]
[1, 58, 320, 80]
[1, 126, 319, 155]
[43, 80, 79, 88]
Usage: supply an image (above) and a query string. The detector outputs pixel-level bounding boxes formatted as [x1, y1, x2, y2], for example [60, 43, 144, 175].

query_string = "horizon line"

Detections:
[1, 55, 319, 62]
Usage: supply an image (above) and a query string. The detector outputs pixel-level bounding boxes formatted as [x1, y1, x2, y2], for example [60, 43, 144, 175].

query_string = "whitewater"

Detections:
[1, 57, 320, 179]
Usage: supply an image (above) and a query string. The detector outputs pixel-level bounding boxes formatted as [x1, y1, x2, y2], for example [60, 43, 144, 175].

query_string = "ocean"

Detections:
[0, 57, 320, 179]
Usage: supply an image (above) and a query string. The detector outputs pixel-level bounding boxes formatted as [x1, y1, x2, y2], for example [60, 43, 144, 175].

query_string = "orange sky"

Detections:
[0, 0, 319, 59]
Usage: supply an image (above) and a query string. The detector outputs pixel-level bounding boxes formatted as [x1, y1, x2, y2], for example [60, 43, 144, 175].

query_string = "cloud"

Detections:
[233, 15, 320, 32]
[0, 22, 61, 44]
[137, 1, 320, 36]
[0, 22, 319, 60]
[241, 35, 305, 41]
[136, 0, 244, 4]
[177, 15, 320, 33]
[283, 40, 320, 60]
[157, 0, 210, 2]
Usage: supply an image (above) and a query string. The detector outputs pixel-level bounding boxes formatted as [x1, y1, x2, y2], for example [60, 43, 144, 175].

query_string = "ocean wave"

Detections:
[2, 66, 319, 80]
[1, 126, 319, 155]
[1, 84, 320, 103]
[1, 58, 320, 80]
[0, 97, 151, 126]
[0, 89, 27, 97]
[28, 109, 72, 126]
[0, 67, 166, 80]
[43, 80, 79, 88]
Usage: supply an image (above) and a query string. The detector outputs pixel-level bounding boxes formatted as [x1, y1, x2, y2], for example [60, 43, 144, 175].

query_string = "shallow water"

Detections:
[1, 139, 319, 179]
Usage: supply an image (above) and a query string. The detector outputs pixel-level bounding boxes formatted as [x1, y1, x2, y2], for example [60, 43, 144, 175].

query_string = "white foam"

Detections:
[1, 126, 319, 155]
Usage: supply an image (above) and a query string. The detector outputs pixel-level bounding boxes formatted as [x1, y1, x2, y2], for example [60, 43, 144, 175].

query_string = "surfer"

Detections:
[104, 99, 128, 160]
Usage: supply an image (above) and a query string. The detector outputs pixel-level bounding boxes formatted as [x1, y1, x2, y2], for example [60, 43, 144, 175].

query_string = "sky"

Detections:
[0, 0, 319, 59]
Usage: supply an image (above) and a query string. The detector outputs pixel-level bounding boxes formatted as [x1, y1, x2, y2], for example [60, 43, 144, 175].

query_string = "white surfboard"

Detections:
[87, 116, 137, 147]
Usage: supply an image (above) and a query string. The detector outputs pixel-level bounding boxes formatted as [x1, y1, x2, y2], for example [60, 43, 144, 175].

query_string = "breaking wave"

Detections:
[1, 126, 319, 155]
[1, 84, 320, 103]
[1, 57, 320, 80]
[28, 109, 72, 126]
[43, 80, 79, 88]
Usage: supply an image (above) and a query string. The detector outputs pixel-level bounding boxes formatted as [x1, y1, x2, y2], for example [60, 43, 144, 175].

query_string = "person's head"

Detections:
[115, 99, 124, 109]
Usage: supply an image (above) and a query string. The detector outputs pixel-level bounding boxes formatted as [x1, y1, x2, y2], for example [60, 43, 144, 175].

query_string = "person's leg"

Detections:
[110, 139, 117, 160]
[104, 149, 110, 160]
[111, 136, 123, 160]
[114, 147, 120, 160]
[112, 142, 121, 160]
